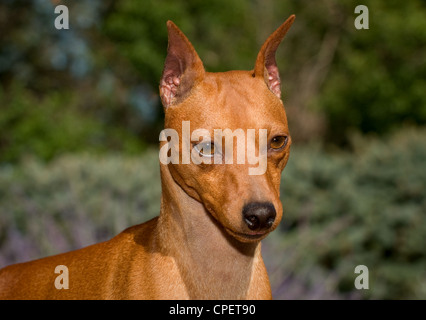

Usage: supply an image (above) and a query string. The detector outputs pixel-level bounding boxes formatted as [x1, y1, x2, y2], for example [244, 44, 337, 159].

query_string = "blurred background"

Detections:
[0, 0, 425, 299]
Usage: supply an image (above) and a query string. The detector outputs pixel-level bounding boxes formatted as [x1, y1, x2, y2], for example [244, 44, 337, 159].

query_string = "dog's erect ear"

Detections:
[160, 21, 205, 108]
[253, 15, 295, 99]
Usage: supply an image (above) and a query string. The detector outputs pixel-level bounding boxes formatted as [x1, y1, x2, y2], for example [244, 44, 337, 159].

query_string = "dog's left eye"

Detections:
[270, 136, 288, 150]
[194, 141, 215, 157]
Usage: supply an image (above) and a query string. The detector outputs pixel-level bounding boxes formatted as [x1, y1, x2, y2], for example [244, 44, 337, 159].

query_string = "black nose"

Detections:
[242, 202, 276, 231]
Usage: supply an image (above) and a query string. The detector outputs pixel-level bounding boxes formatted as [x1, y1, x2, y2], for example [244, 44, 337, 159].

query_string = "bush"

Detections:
[0, 150, 160, 265]
[319, 0, 426, 143]
[0, 84, 145, 163]
[0, 128, 425, 299]
[265, 127, 426, 299]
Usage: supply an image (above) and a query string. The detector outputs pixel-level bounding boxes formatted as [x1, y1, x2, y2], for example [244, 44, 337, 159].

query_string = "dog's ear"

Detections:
[253, 15, 295, 99]
[160, 21, 205, 108]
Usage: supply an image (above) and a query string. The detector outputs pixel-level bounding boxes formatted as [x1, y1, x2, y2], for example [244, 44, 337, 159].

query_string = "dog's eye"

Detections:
[194, 141, 215, 157]
[270, 136, 288, 150]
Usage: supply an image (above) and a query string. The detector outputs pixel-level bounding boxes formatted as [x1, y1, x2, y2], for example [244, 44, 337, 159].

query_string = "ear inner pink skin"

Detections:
[254, 15, 295, 99]
[159, 21, 205, 108]
[160, 74, 181, 106]
[267, 65, 281, 97]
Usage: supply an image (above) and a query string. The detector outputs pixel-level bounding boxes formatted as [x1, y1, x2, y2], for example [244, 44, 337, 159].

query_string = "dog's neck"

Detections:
[156, 163, 260, 299]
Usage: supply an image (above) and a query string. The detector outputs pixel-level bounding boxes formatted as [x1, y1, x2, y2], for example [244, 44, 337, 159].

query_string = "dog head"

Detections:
[159, 16, 295, 243]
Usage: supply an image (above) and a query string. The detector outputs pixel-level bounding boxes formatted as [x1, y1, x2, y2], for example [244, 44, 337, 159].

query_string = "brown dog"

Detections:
[0, 15, 295, 299]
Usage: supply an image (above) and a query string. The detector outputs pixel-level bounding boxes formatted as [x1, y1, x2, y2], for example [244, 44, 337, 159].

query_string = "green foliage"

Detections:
[0, 83, 145, 163]
[265, 127, 426, 299]
[104, 0, 258, 85]
[0, 151, 160, 263]
[320, 0, 426, 143]
[1, 128, 425, 299]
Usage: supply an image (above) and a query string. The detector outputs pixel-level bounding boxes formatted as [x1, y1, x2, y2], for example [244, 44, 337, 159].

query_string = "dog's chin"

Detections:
[224, 227, 270, 243]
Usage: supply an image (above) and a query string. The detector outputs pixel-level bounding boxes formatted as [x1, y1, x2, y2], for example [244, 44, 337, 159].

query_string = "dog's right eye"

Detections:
[193, 141, 215, 157]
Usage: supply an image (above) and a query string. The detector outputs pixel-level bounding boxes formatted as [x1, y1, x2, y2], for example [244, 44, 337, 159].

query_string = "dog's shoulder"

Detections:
[0, 217, 159, 299]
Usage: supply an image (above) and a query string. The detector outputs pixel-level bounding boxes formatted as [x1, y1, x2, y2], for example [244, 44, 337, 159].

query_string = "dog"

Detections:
[0, 15, 295, 299]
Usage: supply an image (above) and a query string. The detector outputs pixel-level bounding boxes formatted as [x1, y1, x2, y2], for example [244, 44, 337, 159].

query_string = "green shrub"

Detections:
[0, 84, 145, 163]
[0, 150, 161, 264]
[265, 128, 426, 299]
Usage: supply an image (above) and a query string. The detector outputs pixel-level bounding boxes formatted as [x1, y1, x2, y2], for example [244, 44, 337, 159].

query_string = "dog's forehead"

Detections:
[167, 70, 288, 131]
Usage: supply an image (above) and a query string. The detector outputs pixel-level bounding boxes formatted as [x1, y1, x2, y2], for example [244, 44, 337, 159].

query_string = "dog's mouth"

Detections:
[203, 203, 272, 243]
[225, 228, 269, 243]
